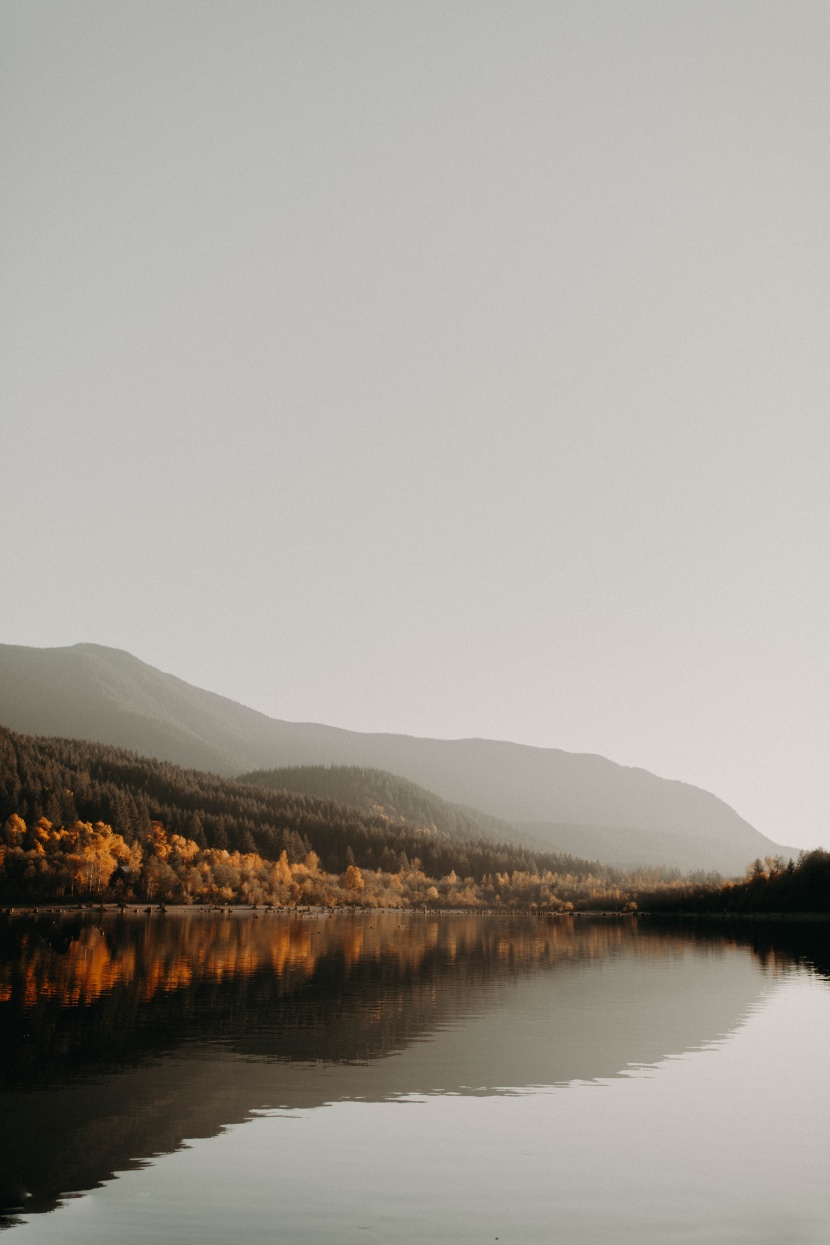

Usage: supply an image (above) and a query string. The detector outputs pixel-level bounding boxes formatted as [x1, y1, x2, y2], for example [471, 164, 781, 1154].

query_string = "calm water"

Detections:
[1, 911, 829, 1243]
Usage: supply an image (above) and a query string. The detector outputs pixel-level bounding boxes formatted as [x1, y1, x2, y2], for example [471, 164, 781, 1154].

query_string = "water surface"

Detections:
[1, 911, 828, 1242]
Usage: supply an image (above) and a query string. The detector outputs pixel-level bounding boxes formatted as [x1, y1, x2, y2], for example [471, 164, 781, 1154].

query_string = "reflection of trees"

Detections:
[1, 911, 625, 1008]
[3, 910, 826, 1094]
[0, 913, 690, 1086]
[4, 911, 822, 1017]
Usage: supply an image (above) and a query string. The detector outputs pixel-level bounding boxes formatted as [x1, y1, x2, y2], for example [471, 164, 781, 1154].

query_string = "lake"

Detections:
[1, 910, 829, 1243]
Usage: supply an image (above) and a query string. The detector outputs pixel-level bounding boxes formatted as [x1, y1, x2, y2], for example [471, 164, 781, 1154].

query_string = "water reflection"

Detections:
[1, 911, 827, 1226]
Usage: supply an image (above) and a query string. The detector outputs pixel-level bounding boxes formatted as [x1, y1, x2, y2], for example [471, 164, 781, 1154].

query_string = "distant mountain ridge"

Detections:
[0, 642, 796, 873]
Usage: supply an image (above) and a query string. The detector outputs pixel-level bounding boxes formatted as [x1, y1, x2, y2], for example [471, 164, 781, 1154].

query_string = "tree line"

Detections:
[638, 852, 830, 914]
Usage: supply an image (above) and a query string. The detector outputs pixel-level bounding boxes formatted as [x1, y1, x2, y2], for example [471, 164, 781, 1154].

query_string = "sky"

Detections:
[2, 1, 829, 849]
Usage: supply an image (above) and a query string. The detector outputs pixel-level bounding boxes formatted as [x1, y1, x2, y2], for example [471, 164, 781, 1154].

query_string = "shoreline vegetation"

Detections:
[2, 810, 827, 916]
[1, 725, 827, 915]
[0, 812, 644, 913]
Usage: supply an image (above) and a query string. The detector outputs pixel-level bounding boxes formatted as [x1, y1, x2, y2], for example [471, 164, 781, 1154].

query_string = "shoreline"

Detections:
[1, 903, 829, 923]
[0, 902, 576, 919]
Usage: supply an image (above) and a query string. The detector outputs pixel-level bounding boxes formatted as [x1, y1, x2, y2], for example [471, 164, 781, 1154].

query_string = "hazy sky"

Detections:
[3, 1, 829, 848]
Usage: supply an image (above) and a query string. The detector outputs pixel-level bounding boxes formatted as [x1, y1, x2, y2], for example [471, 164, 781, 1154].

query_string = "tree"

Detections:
[344, 864, 364, 892]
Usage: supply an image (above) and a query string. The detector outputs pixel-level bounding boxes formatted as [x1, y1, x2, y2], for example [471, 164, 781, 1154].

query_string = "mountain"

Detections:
[0, 642, 796, 873]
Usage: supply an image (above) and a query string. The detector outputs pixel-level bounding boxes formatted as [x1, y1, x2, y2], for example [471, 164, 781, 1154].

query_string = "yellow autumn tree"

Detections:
[344, 864, 365, 892]
[3, 814, 26, 847]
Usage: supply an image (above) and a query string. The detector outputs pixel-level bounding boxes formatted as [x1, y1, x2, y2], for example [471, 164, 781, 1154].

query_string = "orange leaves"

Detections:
[0, 811, 664, 912]
[3, 814, 26, 846]
[344, 864, 365, 891]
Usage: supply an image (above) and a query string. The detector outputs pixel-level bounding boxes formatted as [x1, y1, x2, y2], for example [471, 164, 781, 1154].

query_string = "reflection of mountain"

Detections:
[0, 912, 814, 1223]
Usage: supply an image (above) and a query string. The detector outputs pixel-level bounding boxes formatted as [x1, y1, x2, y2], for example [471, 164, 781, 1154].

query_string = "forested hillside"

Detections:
[0, 727, 614, 896]
[242, 765, 515, 845]
[6, 728, 818, 912]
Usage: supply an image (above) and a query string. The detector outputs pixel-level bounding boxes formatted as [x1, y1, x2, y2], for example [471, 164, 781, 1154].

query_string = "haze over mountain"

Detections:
[0, 643, 795, 874]
[241, 765, 518, 848]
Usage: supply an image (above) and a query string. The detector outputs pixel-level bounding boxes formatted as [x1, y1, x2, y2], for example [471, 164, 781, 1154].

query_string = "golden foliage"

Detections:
[0, 812, 696, 912]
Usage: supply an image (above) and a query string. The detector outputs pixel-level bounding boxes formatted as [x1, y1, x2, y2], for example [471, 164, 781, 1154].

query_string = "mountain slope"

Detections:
[0, 642, 795, 873]
[241, 765, 518, 846]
